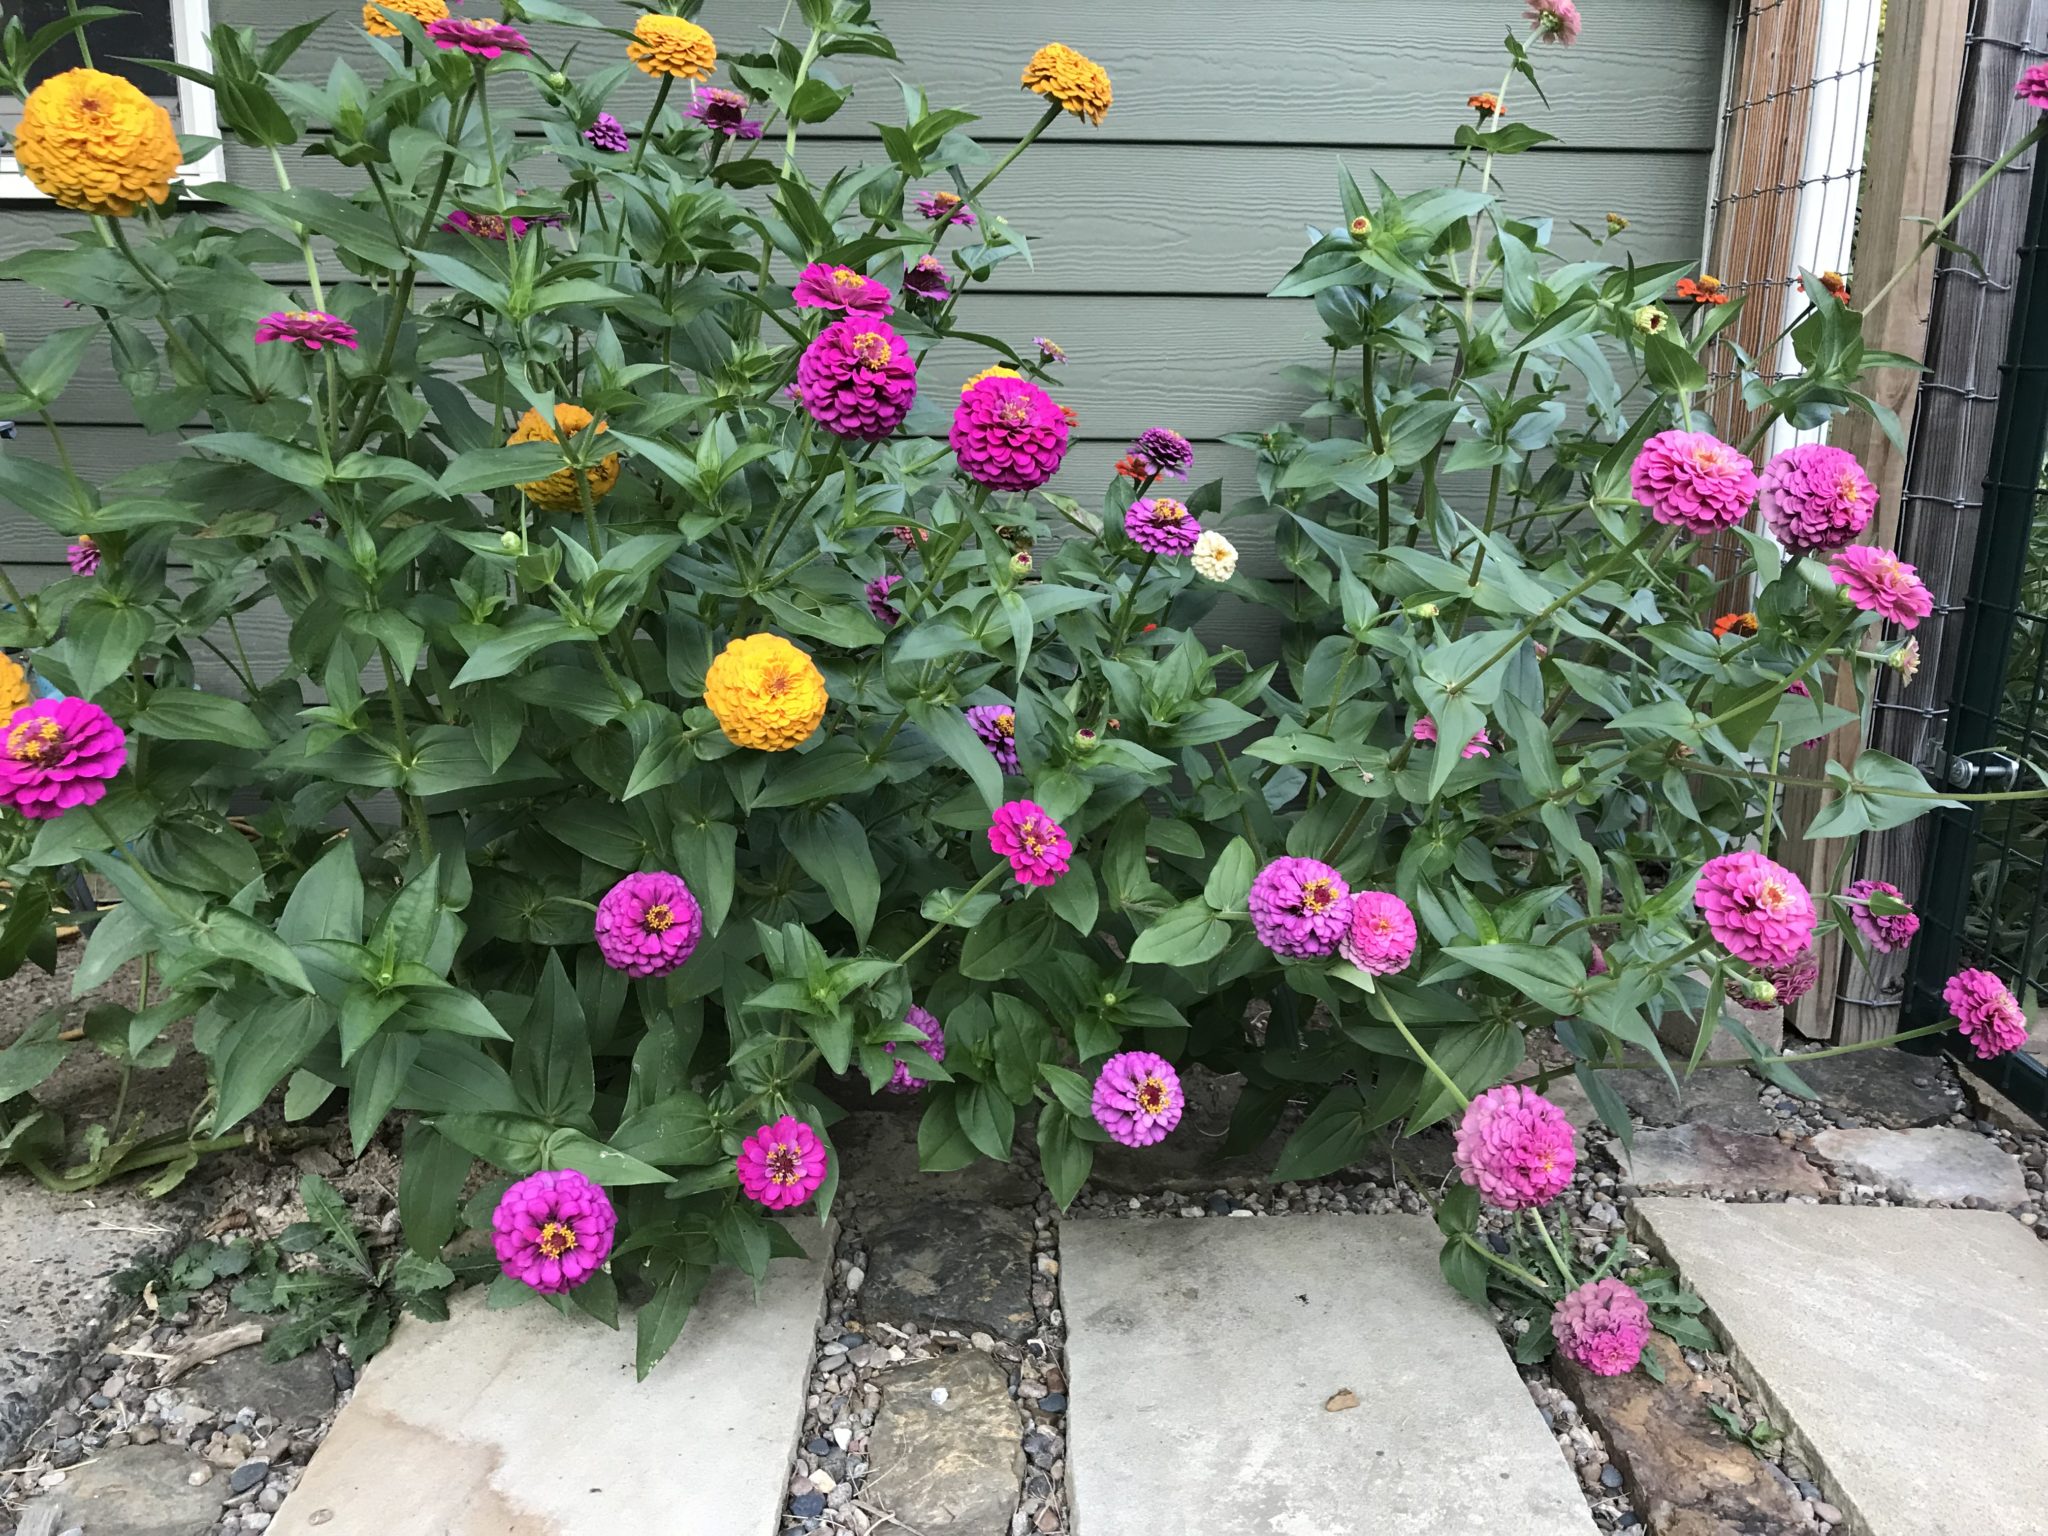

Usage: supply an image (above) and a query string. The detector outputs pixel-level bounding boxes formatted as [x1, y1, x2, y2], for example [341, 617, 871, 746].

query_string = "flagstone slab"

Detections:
[1060, 1214, 1596, 1536]
[1634, 1199, 2048, 1536]
[271, 1236, 828, 1536]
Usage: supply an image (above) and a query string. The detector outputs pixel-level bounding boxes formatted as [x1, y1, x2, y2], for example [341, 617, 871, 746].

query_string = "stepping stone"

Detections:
[866, 1352, 1022, 1534]
[271, 1238, 827, 1536]
[1810, 1127, 2028, 1207]
[1060, 1215, 1596, 1535]
[180, 1315, 338, 1429]
[1608, 1059, 1778, 1136]
[35, 1443, 226, 1536]
[1784, 1048, 1959, 1128]
[859, 1200, 1037, 1340]
[1634, 1199, 2048, 1536]
[1608, 1124, 1826, 1196]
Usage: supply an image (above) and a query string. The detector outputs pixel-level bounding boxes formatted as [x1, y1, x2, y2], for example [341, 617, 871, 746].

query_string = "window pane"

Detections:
[16, 1, 179, 100]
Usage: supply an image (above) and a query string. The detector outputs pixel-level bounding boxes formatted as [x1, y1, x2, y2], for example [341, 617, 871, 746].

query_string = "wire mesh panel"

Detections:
[1839, 0, 2048, 1046]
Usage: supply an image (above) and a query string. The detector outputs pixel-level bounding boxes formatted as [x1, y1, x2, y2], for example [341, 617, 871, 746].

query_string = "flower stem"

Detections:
[1521, 1207, 1577, 1291]
[1377, 992, 1469, 1111]
[895, 863, 1005, 967]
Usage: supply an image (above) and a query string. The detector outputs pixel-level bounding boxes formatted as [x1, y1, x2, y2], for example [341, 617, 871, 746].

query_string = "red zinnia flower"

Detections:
[1676, 275, 1729, 305]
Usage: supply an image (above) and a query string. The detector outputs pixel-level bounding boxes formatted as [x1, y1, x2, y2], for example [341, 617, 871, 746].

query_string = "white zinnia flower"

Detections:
[1190, 529, 1238, 582]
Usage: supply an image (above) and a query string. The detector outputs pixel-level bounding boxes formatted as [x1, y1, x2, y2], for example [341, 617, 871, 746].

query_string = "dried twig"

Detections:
[156, 1321, 264, 1385]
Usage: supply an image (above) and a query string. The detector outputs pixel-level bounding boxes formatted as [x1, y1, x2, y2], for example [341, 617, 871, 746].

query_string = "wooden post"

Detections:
[1782, 0, 1970, 1040]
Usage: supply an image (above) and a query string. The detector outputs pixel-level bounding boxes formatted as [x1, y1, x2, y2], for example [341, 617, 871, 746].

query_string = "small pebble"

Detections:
[790, 1492, 826, 1519]
[1037, 1394, 1066, 1414]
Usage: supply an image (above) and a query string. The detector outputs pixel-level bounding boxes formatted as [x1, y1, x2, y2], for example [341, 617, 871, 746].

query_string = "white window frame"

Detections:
[1, 0, 226, 201]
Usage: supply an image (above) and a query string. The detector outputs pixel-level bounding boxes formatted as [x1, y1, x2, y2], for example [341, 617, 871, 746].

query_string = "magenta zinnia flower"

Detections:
[1126, 427, 1193, 481]
[1525, 0, 1582, 43]
[1411, 716, 1492, 759]
[903, 255, 951, 302]
[885, 1004, 946, 1093]
[1125, 496, 1203, 556]
[1091, 1050, 1185, 1147]
[442, 208, 531, 241]
[1454, 1084, 1576, 1210]
[988, 799, 1071, 887]
[1630, 430, 1758, 537]
[594, 870, 703, 978]
[793, 262, 894, 317]
[1249, 856, 1351, 959]
[1943, 968, 2030, 1060]
[1829, 545, 1934, 629]
[914, 189, 974, 226]
[0, 698, 126, 820]
[583, 112, 629, 152]
[254, 309, 360, 352]
[1694, 851, 1816, 967]
[425, 15, 530, 54]
[737, 1115, 829, 1210]
[1759, 443, 1876, 555]
[796, 318, 917, 442]
[863, 571, 904, 627]
[492, 1169, 616, 1294]
[1843, 878, 1920, 953]
[1553, 1279, 1650, 1377]
[65, 535, 99, 576]
[1338, 890, 1418, 975]
[1726, 948, 1819, 1011]
[687, 87, 763, 139]
[2018, 62, 2048, 108]
[965, 703, 1021, 774]
[951, 373, 1070, 492]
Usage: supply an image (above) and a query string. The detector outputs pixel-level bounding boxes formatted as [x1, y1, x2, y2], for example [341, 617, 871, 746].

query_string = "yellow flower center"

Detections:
[1136, 1077, 1169, 1114]
[850, 330, 891, 370]
[472, 214, 508, 239]
[995, 711, 1015, 737]
[536, 1221, 577, 1259]
[1370, 915, 1393, 935]
[1300, 878, 1338, 915]
[767, 1143, 802, 1185]
[932, 192, 960, 210]
[1755, 879, 1790, 914]
[999, 397, 1033, 425]
[1840, 473, 1864, 503]
[1149, 499, 1188, 524]
[643, 903, 674, 933]
[830, 267, 866, 290]
[1019, 818, 1049, 856]
[7, 718, 62, 763]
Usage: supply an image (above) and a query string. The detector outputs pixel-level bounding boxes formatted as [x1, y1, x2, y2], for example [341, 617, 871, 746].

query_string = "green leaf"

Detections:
[398, 1120, 472, 1257]
[1641, 332, 1708, 395]
[514, 952, 595, 1123]
[1439, 944, 1586, 1014]
[1271, 1084, 1375, 1181]
[135, 689, 272, 750]
[60, 601, 153, 701]
[959, 901, 1057, 980]
[1440, 1234, 1491, 1305]
[1046, 856, 1099, 935]
[541, 1128, 672, 1185]
[610, 1091, 717, 1166]
[635, 1259, 710, 1379]
[784, 807, 880, 942]
[1127, 900, 1231, 967]
[1037, 1103, 1094, 1210]
[1203, 837, 1258, 912]
[908, 700, 1005, 810]
[347, 1030, 419, 1154]
[435, 1110, 552, 1172]
[213, 995, 333, 1133]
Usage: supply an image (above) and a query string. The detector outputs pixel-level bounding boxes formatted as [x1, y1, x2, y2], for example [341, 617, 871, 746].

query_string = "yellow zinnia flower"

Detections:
[0, 654, 30, 723]
[705, 635, 828, 751]
[1022, 43, 1112, 127]
[627, 14, 717, 81]
[960, 365, 1021, 395]
[362, 0, 449, 37]
[507, 404, 621, 511]
[13, 68, 181, 217]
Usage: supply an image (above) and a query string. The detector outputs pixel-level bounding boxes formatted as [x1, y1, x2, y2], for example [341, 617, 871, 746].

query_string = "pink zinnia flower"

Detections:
[1525, 0, 1582, 43]
[884, 1004, 946, 1093]
[1759, 443, 1876, 555]
[914, 189, 974, 226]
[1339, 890, 1418, 975]
[1726, 948, 1819, 1011]
[254, 309, 360, 352]
[737, 1115, 829, 1210]
[1035, 337, 1065, 364]
[1843, 878, 1920, 954]
[594, 870, 703, 978]
[903, 254, 951, 302]
[583, 112, 629, 152]
[988, 799, 1071, 887]
[1829, 545, 1934, 629]
[2018, 62, 2048, 109]
[0, 698, 126, 820]
[865, 572, 904, 627]
[951, 373, 1070, 492]
[1411, 716, 1492, 759]
[1091, 1050, 1185, 1147]
[793, 262, 894, 317]
[491, 1169, 616, 1294]
[796, 318, 917, 442]
[1125, 427, 1193, 481]
[1454, 1084, 1576, 1210]
[425, 15, 530, 55]
[965, 703, 1020, 773]
[687, 87, 763, 139]
[442, 208, 531, 241]
[1942, 968, 2030, 1060]
[1694, 851, 1816, 967]
[1588, 943, 1609, 977]
[65, 535, 99, 576]
[1249, 856, 1351, 959]
[1630, 430, 1758, 537]
[1553, 1279, 1651, 1377]
[1125, 496, 1203, 556]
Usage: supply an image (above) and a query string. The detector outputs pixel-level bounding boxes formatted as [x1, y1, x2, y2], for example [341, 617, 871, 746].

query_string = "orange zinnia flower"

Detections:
[1711, 611, 1760, 639]
[1468, 92, 1505, 117]
[1676, 275, 1729, 306]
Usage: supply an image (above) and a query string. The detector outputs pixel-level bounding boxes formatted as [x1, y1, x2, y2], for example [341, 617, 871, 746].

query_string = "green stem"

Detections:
[895, 863, 1005, 967]
[1521, 1208, 1577, 1291]
[1863, 123, 2048, 317]
[1378, 992, 1468, 1110]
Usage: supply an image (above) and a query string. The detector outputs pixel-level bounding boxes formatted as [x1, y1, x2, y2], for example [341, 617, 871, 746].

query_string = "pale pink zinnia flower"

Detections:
[1829, 545, 1934, 629]
[1525, 0, 1582, 45]
[1694, 851, 1815, 967]
[737, 1116, 829, 1210]
[988, 799, 1071, 887]
[1453, 1083, 1577, 1210]
[1091, 1050, 1185, 1147]
[1630, 430, 1758, 537]
[1338, 890, 1417, 974]
[1758, 443, 1875, 555]
[1553, 1279, 1651, 1376]
[1942, 968, 2030, 1059]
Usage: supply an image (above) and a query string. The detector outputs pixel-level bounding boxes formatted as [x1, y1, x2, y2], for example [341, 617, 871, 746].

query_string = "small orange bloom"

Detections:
[1114, 454, 1149, 481]
[1468, 92, 1505, 117]
[1676, 275, 1729, 306]
[1800, 270, 1853, 305]
[1711, 611, 1760, 639]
